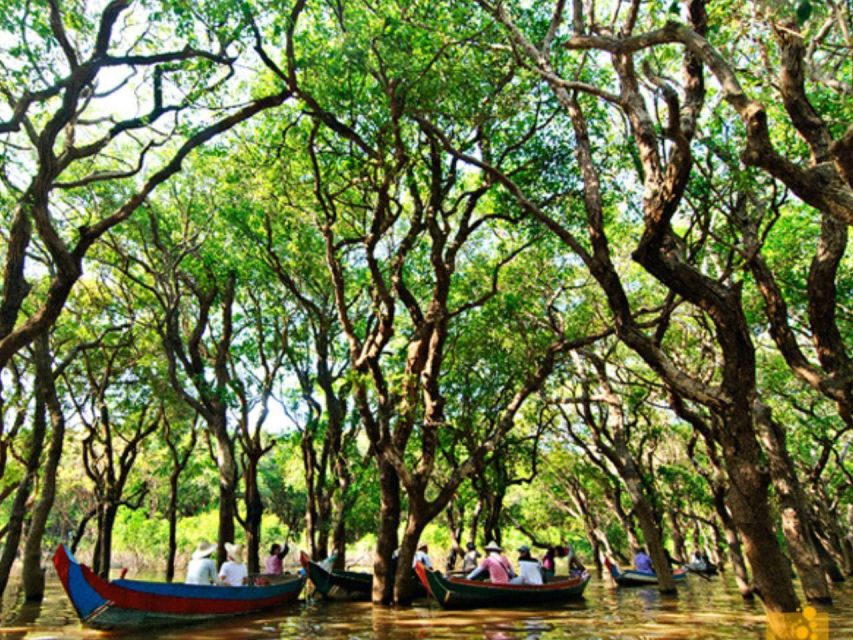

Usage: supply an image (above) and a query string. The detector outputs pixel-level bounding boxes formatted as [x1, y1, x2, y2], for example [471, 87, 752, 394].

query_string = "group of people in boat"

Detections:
[185, 540, 290, 586]
[632, 546, 716, 574]
[453, 540, 586, 584]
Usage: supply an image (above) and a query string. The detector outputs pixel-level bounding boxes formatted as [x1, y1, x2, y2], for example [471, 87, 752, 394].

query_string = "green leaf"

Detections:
[668, 1, 680, 14]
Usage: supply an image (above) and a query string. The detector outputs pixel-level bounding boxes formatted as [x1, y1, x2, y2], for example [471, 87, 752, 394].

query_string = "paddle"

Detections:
[681, 565, 712, 581]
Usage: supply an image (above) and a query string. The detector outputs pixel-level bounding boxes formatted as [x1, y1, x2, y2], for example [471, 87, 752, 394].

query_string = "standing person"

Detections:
[466, 541, 515, 584]
[219, 542, 248, 586]
[264, 542, 290, 575]
[510, 545, 543, 585]
[462, 542, 481, 573]
[541, 547, 556, 578]
[633, 547, 654, 574]
[413, 542, 433, 569]
[185, 540, 217, 585]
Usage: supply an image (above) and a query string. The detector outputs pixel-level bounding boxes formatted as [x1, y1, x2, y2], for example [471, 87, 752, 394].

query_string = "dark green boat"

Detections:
[414, 562, 591, 609]
[300, 552, 372, 600]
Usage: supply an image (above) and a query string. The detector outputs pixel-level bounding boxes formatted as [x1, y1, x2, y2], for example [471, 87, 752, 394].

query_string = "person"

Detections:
[185, 540, 217, 585]
[462, 542, 480, 573]
[541, 547, 556, 578]
[688, 548, 708, 572]
[510, 545, 543, 585]
[466, 541, 515, 584]
[264, 542, 290, 575]
[633, 547, 654, 574]
[219, 542, 248, 586]
[555, 541, 586, 573]
[413, 542, 433, 569]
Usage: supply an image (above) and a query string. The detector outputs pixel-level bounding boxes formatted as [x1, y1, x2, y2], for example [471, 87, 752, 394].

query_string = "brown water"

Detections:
[0, 574, 850, 639]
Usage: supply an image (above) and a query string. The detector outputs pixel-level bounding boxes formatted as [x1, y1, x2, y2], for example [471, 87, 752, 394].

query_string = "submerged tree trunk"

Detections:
[96, 503, 119, 580]
[0, 390, 47, 598]
[394, 507, 427, 604]
[22, 335, 65, 600]
[243, 456, 264, 575]
[166, 471, 180, 583]
[372, 461, 400, 604]
[717, 405, 799, 611]
[755, 403, 832, 603]
[211, 417, 237, 568]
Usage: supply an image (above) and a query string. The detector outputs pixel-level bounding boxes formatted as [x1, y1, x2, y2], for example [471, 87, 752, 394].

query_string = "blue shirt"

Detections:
[634, 552, 654, 573]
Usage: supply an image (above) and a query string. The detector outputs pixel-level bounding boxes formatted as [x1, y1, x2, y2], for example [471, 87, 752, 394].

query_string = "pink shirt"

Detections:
[264, 554, 283, 574]
[478, 554, 514, 584]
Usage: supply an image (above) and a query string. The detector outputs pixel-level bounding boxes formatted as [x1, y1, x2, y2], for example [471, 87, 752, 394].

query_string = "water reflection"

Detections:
[0, 574, 850, 639]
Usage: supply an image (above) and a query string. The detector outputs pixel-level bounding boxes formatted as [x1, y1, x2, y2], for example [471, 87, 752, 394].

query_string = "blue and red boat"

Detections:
[53, 544, 305, 630]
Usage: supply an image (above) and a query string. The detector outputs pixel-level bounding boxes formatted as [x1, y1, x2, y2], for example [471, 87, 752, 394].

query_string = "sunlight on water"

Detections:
[0, 575, 850, 639]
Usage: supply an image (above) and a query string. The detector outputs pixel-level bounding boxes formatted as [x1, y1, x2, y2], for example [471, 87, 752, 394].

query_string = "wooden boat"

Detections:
[54, 544, 305, 630]
[299, 551, 372, 600]
[414, 562, 590, 608]
[604, 558, 688, 587]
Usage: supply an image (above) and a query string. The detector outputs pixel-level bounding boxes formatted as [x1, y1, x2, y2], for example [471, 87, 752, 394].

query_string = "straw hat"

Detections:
[485, 540, 502, 552]
[418, 542, 429, 551]
[224, 542, 244, 563]
[192, 540, 217, 560]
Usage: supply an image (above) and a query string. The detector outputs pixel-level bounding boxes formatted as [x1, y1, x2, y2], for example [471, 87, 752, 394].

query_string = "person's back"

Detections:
[185, 556, 216, 585]
[462, 549, 479, 573]
[219, 560, 248, 586]
[265, 542, 289, 574]
[466, 542, 514, 584]
[516, 558, 543, 585]
[219, 542, 248, 587]
[634, 550, 654, 574]
[185, 540, 217, 585]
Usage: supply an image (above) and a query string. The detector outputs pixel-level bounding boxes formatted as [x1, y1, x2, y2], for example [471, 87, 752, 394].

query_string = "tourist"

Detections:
[462, 542, 480, 573]
[541, 546, 556, 578]
[185, 540, 217, 585]
[466, 540, 515, 583]
[556, 541, 586, 573]
[264, 542, 290, 575]
[633, 547, 654, 573]
[219, 542, 248, 586]
[413, 542, 433, 569]
[688, 548, 708, 572]
[510, 545, 543, 585]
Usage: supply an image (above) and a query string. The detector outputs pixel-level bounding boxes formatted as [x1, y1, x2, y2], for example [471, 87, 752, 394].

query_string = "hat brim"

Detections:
[192, 544, 217, 559]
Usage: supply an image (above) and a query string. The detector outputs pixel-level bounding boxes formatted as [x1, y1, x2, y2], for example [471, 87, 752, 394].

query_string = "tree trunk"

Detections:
[669, 509, 687, 562]
[96, 503, 119, 580]
[624, 476, 676, 594]
[372, 460, 400, 604]
[717, 406, 799, 611]
[755, 403, 832, 603]
[22, 335, 65, 600]
[393, 507, 426, 605]
[211, 415, 237, 567]
[166, 472, 180, 582]
[244, 456, 264, 575]
[0, 389, 48, 598]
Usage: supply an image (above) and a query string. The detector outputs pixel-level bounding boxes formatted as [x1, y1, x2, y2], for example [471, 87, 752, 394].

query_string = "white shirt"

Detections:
[413, 550, 432, 569]
[517, 558, 543, 585]
[185, 557, 217, 585]
[219, 561, 248, 586]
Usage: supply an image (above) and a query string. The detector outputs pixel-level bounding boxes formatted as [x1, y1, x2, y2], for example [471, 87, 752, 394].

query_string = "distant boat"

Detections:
[414, 562, 590, 608]
[54, 544, 305, 630]
[604, 558, 688, 587]
[299, 551, 373, 600]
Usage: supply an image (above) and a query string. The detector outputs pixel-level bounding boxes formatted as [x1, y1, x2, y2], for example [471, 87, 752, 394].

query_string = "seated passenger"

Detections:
[510, 545, 543, 585]
[462, 542, 481, 573]
[265, 542, 289, 575]
[466, 541, 515, 584]
[219, 542, 248, 586]
[413, 542, 433, 569]
[633, 547, 654, 574]
[185, 540, 217, 585]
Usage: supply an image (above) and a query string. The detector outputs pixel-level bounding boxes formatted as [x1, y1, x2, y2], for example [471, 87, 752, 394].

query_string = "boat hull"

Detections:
[415, 563, 590, 609]
[605, 558, 688, 587]
[53, 545, 304, 630]
[300, 552, 372, 600]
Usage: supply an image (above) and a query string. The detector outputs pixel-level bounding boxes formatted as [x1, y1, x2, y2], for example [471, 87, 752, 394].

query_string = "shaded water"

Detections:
[0, 573, 850, 639]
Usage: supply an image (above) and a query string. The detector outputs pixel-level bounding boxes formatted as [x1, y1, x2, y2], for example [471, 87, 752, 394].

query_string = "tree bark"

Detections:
[166, 471, 180, 583]
[22, 335, 65, 600]
[0, 386, 47, 598]
[372, 460, 400, 604]
[755, 403, 832, 603]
